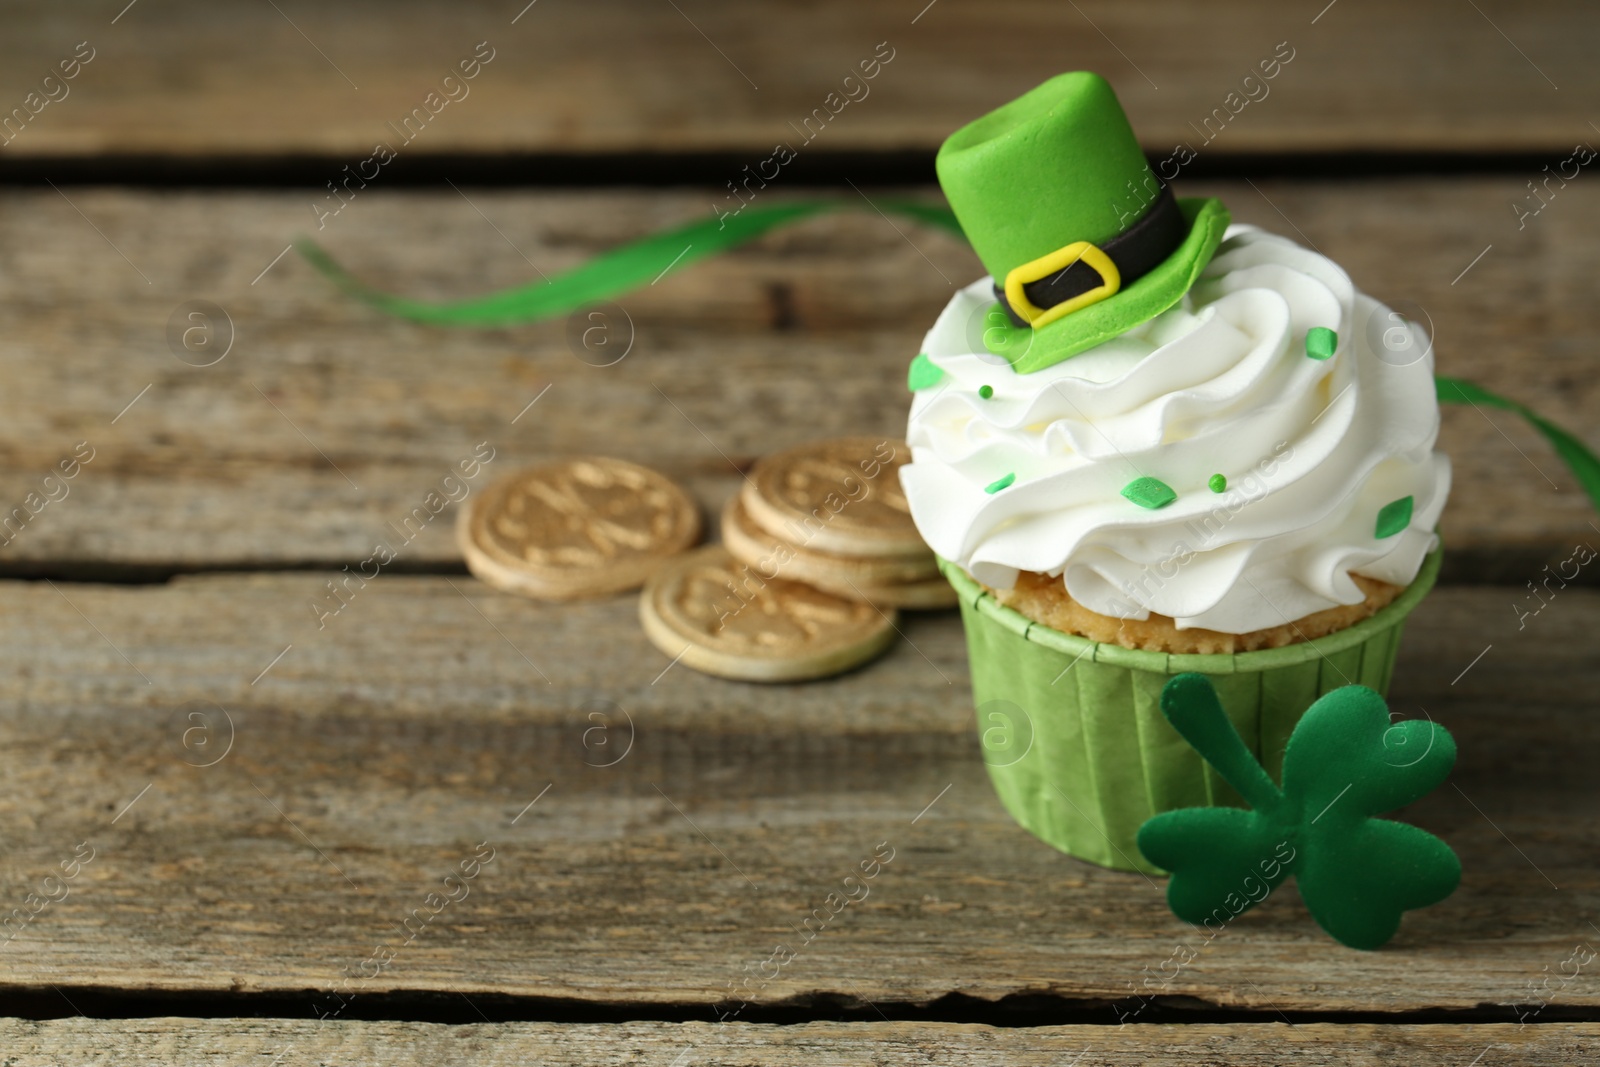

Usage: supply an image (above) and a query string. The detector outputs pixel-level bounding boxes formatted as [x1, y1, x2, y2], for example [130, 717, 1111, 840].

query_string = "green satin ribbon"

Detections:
[298, 202, 1600, 516]
[295, 199, 965, 327]
[1436, 376, 1600, 515]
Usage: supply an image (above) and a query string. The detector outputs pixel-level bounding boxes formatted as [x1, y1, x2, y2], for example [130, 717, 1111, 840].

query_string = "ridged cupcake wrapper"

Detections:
[943, 549, 1441, 874]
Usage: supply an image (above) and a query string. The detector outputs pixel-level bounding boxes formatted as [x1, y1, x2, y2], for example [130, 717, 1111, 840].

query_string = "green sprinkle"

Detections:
[985, 472, 1016, 494]
[1305, 326, 1338, 361]
[978, 384, 994, 399]
[1121, 476, 1178, 510]
[1375, 495, 1414, 539]
[907, 352, 944, 392]
[1208, 473, 1227, 493]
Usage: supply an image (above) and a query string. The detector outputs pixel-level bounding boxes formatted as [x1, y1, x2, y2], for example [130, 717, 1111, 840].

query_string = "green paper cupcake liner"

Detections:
[942, 548, 1442, 874]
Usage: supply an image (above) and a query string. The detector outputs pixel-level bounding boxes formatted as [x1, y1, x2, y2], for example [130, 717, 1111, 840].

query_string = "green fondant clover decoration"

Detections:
[1136, 673, 1461, 950]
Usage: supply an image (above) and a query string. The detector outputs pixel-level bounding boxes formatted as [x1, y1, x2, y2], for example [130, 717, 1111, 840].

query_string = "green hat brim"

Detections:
[984, 196, 1231, 374]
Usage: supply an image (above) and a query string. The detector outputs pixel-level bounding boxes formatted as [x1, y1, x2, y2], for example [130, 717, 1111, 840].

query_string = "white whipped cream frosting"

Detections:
[902, 224, 1450, 633]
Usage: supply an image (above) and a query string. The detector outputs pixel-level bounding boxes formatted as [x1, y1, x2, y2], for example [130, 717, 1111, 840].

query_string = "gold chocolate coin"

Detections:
[831, 573, 959, 611]
[742, 437, 927, 559]
[460, 457, 701, 600]
[639, 545, 898, 682]
[722, 493, 938, 589]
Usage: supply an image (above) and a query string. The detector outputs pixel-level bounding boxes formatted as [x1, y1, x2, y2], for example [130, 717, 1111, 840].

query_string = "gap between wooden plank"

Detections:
[0, 549, 1585, 588]
[0, 150, 1574, 189]
[0, 986, 1594, 1027]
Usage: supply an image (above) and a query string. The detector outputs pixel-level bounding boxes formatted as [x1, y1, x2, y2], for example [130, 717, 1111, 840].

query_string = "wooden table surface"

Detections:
[1, 2, 1596, 1063]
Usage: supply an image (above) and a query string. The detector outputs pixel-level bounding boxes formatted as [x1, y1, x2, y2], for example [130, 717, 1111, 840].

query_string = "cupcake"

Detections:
[902, 72, 1448, 873]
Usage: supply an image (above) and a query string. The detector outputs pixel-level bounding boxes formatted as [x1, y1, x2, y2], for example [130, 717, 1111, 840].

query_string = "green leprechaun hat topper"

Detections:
[936, 71, 1230, 373]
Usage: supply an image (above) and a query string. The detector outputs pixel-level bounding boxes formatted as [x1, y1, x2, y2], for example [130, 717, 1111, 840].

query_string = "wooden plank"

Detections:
[0, 1, 1588, 159]
[0, 577, 1592, 1012]
[0, 1020, 1594, 1066]
[0, 183, 1591, 576]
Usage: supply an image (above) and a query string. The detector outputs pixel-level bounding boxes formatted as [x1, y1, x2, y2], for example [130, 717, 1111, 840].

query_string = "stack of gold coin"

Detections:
[458, 445, 948, 684]
[458, 456, 701, 600]
[722, 437, 956, 610]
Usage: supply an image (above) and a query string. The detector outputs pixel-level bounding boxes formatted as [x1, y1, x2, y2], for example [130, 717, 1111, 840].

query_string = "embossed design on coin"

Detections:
[460, 457, 700, 600]
[639, 546, 898, 682]
[742, 437, 926, 558]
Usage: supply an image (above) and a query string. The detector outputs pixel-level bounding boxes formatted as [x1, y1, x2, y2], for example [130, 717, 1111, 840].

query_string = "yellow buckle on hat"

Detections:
[1003, 241, 1122, 329]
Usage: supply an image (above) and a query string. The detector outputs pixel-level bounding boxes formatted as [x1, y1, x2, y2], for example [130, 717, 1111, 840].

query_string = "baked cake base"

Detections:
[986, 569, 1403, 654]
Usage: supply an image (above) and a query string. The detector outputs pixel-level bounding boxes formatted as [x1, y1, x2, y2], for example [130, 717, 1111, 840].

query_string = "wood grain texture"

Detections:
[0, 1020, 1594, 1066]
[0, 575, 1592, 1013]
[0, 0, 1588, 158]
[0, 183, 1591, 577]
[0, 0, 1590, 1044]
